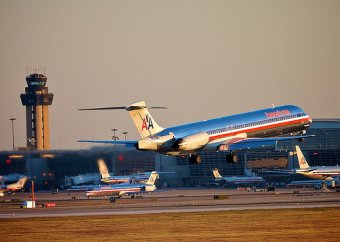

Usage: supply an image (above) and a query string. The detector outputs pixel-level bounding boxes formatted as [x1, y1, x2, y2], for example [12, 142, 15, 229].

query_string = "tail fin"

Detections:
[126, 101, 164, 139]
[97, 159, 110, 179]
[295, 145, 310, 169]
[145, 171, 158, 185]
[7, 176, 28, 190]
[213, 168, 223, 179]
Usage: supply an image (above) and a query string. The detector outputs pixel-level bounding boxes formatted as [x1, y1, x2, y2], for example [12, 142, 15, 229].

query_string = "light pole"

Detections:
[9, 118, 16, 150]
[111, 128, 119, 141]
[122, 131, 128, 141]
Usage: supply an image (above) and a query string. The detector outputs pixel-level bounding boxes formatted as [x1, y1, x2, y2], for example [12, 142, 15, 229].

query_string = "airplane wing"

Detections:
[77, 140, 138, 148]
[259, 169, 295, 174]
[312, 171, 340, 176]
[218, 135, 315, 152]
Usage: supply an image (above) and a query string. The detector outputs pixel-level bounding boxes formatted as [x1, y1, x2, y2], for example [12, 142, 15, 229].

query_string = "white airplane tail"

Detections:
[126, 101, 164, 139]
[7, 176, 28, 190]
[97, 159, 110, 179]
[213, 168, 223, 179]
[295, 145, 310, 169]
[145, 171, 158, 185]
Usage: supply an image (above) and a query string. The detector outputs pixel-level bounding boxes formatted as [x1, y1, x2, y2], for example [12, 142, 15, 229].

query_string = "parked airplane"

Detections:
[97, 159, 149, 184]
[67, 185, 100, 192]
[79, 101, 312, 164]
[0, 173, 26, 182]
[213, 168, 265, 185]
[98, 159, 131, 184]
[295, 145, 340, 180]
[261, 145, 340, 181]
[0, 176, 28, 197]
[85, 171, 158, 198]
[64, 173, 101, 186]
[286, 180, 334, 189]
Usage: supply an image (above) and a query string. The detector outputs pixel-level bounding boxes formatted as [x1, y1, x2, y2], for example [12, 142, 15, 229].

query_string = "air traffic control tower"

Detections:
[20, 73, 54, 150]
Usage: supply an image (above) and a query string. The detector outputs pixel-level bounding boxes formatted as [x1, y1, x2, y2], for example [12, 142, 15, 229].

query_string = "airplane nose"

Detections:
[308, 115, 312, 124]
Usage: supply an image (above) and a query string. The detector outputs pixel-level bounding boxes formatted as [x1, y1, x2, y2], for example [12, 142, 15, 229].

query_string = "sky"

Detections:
[0, 0, 339, 151]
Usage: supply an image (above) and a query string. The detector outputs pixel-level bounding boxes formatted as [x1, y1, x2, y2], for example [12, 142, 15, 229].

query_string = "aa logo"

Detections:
[141, 114, 154, 131]
[299, 157, 307, 166]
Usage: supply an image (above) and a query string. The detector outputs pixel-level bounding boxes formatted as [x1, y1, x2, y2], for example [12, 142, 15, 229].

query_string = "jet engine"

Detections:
[137, 138, 158, 150]
[137, 132, 175, 151]
[174, 132, 210, 151]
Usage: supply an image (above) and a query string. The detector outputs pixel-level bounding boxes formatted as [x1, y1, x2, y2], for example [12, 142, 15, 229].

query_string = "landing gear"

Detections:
[189, 154, 202, 164]
[226, 153, 238, 164]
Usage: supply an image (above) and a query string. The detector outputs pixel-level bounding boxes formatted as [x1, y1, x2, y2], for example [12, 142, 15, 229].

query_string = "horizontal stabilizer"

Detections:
[79, 101, 167, 139]
[77, 140, 138, 148]
[79, 106, 167, 111]
[79, 106, 126, 111]
[260, 169, 294, 174]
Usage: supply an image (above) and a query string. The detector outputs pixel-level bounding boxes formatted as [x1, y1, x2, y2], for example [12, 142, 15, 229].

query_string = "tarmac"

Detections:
[0, 187, 339, 218]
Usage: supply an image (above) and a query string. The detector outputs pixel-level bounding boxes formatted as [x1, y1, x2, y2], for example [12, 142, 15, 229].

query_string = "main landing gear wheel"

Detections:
[189, 154, 202, 164]
[226, 153, 238, 164]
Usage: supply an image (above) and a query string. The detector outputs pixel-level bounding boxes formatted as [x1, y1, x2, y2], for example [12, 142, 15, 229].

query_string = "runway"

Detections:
[1, 188, 339, 218]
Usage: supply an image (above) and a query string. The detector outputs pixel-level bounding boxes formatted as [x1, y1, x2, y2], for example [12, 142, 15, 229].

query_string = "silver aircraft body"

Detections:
[79, 101, 312, 164]
[97, 159, 150, 184]
[0, 176, 28, 197]
[85, 171, 158, 198]
[213, 168, 265, 185]
[295, 145, 340, 180]
[262, 145, 340, 181]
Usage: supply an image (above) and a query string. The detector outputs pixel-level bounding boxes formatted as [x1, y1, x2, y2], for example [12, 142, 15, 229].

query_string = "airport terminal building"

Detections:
[0, 119, 339, 189]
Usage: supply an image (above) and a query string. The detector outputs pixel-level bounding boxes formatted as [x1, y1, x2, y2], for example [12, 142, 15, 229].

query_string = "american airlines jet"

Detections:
[213, 168, 265, 185]
[97, 159, 150, 184]
[0, 176, 28, 197]
[79, 101, 312, 164]
[295, 145, 340, 180]
[85, 171, 158, 198]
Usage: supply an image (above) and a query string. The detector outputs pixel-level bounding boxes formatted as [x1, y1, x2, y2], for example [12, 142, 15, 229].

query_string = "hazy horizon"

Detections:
[1, 0, 339, 151]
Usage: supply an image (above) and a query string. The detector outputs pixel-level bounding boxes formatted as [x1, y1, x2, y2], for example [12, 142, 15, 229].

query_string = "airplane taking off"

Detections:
[79, 101, 312, 164]
[213, 168, 265, 185]
[85, 171, 158, 198]
[295, 145, 340, 180]
[0, 176, 28, 197]
[97, 159, 149, 184]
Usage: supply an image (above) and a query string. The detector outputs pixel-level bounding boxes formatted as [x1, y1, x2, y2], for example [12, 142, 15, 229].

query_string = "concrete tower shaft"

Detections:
[20, 73, 54, 150]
